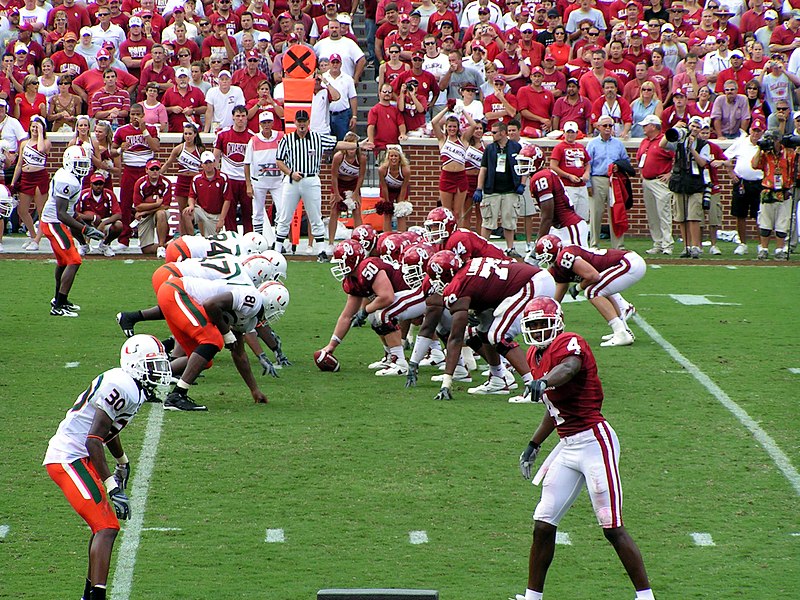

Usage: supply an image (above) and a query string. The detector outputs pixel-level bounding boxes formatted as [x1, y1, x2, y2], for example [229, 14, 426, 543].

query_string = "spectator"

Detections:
[202, 17, 237, 66]
[75, 27, 101, 65]
[138, 44, 175, 101]
[204, 70, 245, 132]
[710, 79, 750, 139]
[516, 67, 554, 133]
[647, 48, 673, 100]
[38, 58, 58, 101]
[755, 10, 779, 52]
[93, 120, 120, 191]
[670, 53, 706, 101]
[552, 77, 593, 134]
[325, 53, 357, 140]
[314, 19, 366, 82]
[67, 115, 102, 187]
[659, 24, 688, 74]
[13, 73, 46, 130]
[550, 121, 591, 220]
[163, 66, 207, 133]
[367, 82, 407, 152]
[691, 85, 715, 121]
[232, 49, 265, 101]
[723, 118, 766, 255]
[74, 173, 122, 256]
[493, 33, 531, 95]
[90, 5, 126, 50]
[162, 122, 206, 236]
[9, 43, 35, 93]
[431, 106, 476, 221]
[48, 74, 81, 132]
[142, 82, 169, 133]
[715, 50, 753, 94]
[190, 60, 211, 94]
[539, 50, 567, 98]
[246, 79, 284, 132]
[483, 74, 518, 129]
[462, 44, 487, 79]
[89, 68, 131, 130]
[605, 40, 636, 89]
[132, 158, 171, 257]
[630, 81, 663, 138]
[768, 9, 800, 55]
[579, 49, 619, 103]
[215, 105, 256, 233]
[546, 25, 571, 66]
[71, 49, 138, 104]
[750, 128, 794, 260]
[457, 83, 484, 125]
[47, 0, 91, 36]
[474, 121, 523, 257]
[231, 33, 271, 74]
[439, 49, 483, 101]
[187, 150, 232, 235]
[661, 89, 696, 129]
[120, 17, 154, 80]
[565, 0, 608, 40]
[587, 114, 630, 249]
[51, 31, 89, 77]
[162, 6, 199, 43]
[397, 77, 429, 133]
[635, 114, 675, 255]
[758, 56, 799, 114]
[590, 76, 632, 138]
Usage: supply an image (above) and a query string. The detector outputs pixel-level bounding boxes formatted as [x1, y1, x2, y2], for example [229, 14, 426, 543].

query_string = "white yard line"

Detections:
[141, 527, 182, 532]
[265, 528, 285, 543]
[632, 314, 800, 497]
[788, 368, 800, 375]
[65, 362, 80, 368]
[555, 532, 572, 546]
[0, 524, 9, 539]
[409, 531, 428, 544]
[690, 533, 716, 547]
[111, 405, 165, 600]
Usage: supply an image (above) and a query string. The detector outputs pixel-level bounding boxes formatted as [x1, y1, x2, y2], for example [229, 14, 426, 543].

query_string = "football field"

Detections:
[0, 255, 798, 600]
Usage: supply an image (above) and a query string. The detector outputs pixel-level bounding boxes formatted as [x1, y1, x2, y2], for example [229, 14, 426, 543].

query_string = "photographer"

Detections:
[750, 129, 796, 260]
[660, 115, 712, 259]
[397, 78, 428, 134]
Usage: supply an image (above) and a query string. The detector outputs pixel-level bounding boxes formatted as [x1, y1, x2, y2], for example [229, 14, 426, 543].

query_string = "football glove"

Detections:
[258, 352, 278, 378]
[519, 441, 541, 480]
[108, 487, 130, 520]
[568, 283, 581, 300]
[83, 225, 105, 241]
[515, 183, 526, 195]
[405, 361, 419, 388]
[350, 308, 368, 328]
[434, 386, 453, 401]
[275, 350, 292, 366]
[527, 378, 548, 404]
[472, 189, 483, 204]
[113, 463, 130, 490]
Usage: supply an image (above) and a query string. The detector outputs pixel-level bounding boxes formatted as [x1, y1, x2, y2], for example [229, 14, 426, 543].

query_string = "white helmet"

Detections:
[241, 231, 270, 255]
[257, 281, 290, 324]
[241, 254, 273, 287]
[0, 184, 15, 218]
[261, 249, 287, 281]
[63, 145, 92, 178]
[119, 335, 172, 389]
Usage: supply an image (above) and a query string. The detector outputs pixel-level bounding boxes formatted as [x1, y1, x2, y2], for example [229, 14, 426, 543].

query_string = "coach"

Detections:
[274, 110, 373, 262]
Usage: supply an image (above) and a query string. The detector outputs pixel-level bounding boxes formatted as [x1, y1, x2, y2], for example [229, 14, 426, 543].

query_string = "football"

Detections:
[313, 349, 340, 372]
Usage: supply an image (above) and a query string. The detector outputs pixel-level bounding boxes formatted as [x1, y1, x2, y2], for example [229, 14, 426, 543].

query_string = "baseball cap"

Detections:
[626, 0, 638, 6]
[102, 40, 116, 49]
[751, 118, 766, 130]
[638, 114, 662, 127]
[547, 8, 560, 17]
[688, 115, 705, 127]
[566, 77, 579, 86]
[794, 111, 800, 120]
[531, 66, 544, 75]
[412, 49, 424, 58]
[245, 49, 259, 59]
[714, 4, 735, 14]
[218, 69, 232, 78]
[477, 7, 490, 14]
[700, 117, 711, 129]
[442, 35, 455, 42]
[80, 26, 92, 37]
[765, 9, 779, 20]
[329, 53, 342, 63]
[787, 8, 800, 18]
[130, 16, 143, 27]
[493, 75, 505, 84]
[337, 13, 352, 25]
[19, 22, 34, 32]
[0, 99, 8, 109]
[410, 9, 421, 17]
[200, 151, 216, 163]
[506, 33, 518, 43]
[90, 173, 106, 184]
[278, 11, 292, 19]
[175, 66, 190, 77]
[730, 49, 744, 59]
[472, 44, 485, 52]
[716, 34, 729, 43]
[630, 28, 642, 37]
[288, 33, 300, 42]
[670, 2, 689, 11]
[215, 17, 227, 26]
[146, 158, 162, 169]
[563, 121, 579, 133]
[63, 31, 78, 42]
[661, 23, 675, 32]
[460, 83, 478, 92]
[672, 89, 686, 97]
[96, 49, 111, 59]
[256, 31, 271, 42]
[399, 13, 410, 22]
[520, 23, 534, 33]
[259, 111, 275, 122]
[172, 5, 185, 13]
[8, 7, 18, 16]
[140, 10, 153, 17]
[294, 109, 310, 121]
[543, 50, 555, 61]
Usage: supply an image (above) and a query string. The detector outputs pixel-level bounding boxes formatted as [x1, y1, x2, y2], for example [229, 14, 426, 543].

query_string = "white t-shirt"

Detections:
[325, 71, 356, 113]
[313, 37, 365, 79]
[205, 85, 246, 131]
[0, 116, 27, 153]
[724, 136, 764, 181]
[90, 23, 127, 50]
[422, 53, 450, 106]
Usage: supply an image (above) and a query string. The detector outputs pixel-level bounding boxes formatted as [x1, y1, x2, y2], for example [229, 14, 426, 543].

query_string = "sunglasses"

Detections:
[97, 13, 110, 17]
[598, 124, 612, 128]
[247, 58, 259, 62]
[148, 166, 161, 171]
[424, 41, 437, 45]
[412, 57, 423, 61]
[580, 27, 589, 32]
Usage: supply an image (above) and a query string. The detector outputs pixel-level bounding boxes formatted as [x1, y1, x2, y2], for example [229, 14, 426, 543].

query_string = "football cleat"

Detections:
[51, 298, 81, 311]
[50, 306, 78, 317]
[467, 374, 515, 395]
[368, 354, 392, 369]
[431, 365, 472, 382]
[163, 390, 207, 411]
[622, 303, 636, 321]
[419, 347, 446, 367]
[600, 330, 635, 347]
[375, 356, 409, 376]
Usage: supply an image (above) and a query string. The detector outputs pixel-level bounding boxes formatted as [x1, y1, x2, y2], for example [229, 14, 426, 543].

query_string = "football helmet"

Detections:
[423, 207, 458, 244]
[514, 144, 546, 176]
[534, 234, 563, 268]
[401, 243, 435, 289]
[378, 232, 411, 267]
[258, 281, 290, 323]
[62, 145, 92, 179]
[521, 297, 564, 348]
[241, 231, 270, 255]
[261, 249, 288, 281]
[331, 239, 366, 281]
[401, 230, 423, 246]
[241, 254, 273, 287]
[351, 224, 377, 254]
[407, 225, 427, 238]
[120, 335, 172, 389]
[0, 184, 15, 218]
[426, 249, 462, 294]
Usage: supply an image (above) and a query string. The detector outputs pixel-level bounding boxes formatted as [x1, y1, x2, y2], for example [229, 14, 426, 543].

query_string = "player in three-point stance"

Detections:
[513, 297, 655, 600]
[42, 336, 171, 600]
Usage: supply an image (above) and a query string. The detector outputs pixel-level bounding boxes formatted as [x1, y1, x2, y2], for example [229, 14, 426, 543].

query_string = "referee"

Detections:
[275, 109, 373, 261]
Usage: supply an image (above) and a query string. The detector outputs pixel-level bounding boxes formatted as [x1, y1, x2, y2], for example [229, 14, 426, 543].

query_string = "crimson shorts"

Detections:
[439, 169, 468, 194]
[174, 174, 194, 198]
[46, 459, 120, 534]
[165, 238, 191, 263]
[18, 169, 49, 196]
[157, 279, 223, 357]
[41, 221, 82, 266]
[466, 171, 480, 197]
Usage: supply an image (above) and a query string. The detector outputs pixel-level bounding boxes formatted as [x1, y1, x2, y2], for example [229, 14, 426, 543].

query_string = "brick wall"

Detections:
[45, 133, 750, 237]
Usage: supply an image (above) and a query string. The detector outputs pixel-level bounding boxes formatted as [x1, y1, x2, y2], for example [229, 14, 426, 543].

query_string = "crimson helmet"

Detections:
[423, 207, 458, 244]
[534, 234, 563, 268]
[351, 224, 377, 254]
[426, 250, 462, 294]
[401, 243, 435, 289]
[514, 144, 546, 176]
[331, 239, 366, 281]
[521, 297, 564, 348]
[377, 232, 409, 266]
[401, 230, 423, 246]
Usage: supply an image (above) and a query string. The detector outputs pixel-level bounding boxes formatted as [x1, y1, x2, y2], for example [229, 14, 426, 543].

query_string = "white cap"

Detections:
[13, 41, 28, 54]
[259, 111, 274, 122]
[765, 9, 778, 20]
[336, 12, 351, 25]
[175, 66, 190, 77]
[730, 49, 744, 59]
[661, 23, 675, 33]
[688, 115, 705, 127]
[638, 114, 662, 127]
[256, 31, 271, 42]
[218, 69, 232, 78]
[80, 26, 92, 37]
[129, 16, 143, 27]
[563, 121, 579, 133]
[200, 151, 216, 163]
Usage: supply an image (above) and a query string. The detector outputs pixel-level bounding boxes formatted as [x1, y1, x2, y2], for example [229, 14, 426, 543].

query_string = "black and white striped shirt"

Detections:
[276, 131, 338, 176]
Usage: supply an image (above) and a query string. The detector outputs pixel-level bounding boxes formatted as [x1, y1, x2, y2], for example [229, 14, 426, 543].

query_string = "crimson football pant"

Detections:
[224, 179, 253, 233]
[118, 166, 146, 246]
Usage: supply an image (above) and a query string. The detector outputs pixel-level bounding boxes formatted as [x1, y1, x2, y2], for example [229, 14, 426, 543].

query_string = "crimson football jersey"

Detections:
[444, 229, 506, 262]
[549, 246, 628, 284]
[342, 257, 409, 297]
[525, 332, 605, 437]
[528, 169, 583, 228]
[443, 257, 540, 313]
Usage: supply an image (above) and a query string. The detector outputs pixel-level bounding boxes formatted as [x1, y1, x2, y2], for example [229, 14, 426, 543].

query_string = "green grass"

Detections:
[0, 257, 798, 599]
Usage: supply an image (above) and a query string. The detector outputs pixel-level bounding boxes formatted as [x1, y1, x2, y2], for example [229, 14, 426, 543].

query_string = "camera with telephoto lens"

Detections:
[665, 126, 688, 143]
[406, 80, 417, 91]
[781, 134, 800, 149]
[758, 130, 779, 151]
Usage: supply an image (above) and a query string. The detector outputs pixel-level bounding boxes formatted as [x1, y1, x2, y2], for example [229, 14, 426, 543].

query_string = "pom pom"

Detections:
[394, 201, 413, 218]
[343, 190, 357, 211]
[375, 199, 395, 215]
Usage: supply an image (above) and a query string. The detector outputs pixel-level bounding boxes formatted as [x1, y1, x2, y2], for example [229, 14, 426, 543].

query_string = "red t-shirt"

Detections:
[133, 174, 172, 208]
[76, 188, 120, 219]
[51, 50, 89, 76]
[73, 67, 138, 97]
[189, 170, 231, 214]
[113, 123, 158, 167]
[482, 91, 518, 129]
[516, 86, 555, 131]
[550, 141, 590, 187]
[604, 58, 636, 88]
[47, 5, 92, 34]
[162, 85, 207, 133]
[215, 127, 254, 181]
[367, 103, 404, 151]
[119, 37, 154, 79]
[138, 63, 175, 101]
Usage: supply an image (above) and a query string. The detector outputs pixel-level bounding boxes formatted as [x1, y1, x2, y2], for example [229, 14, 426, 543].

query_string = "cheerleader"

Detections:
[431, 102, 477, 221]
[66, 115, 103, 188]
[11, 116, 50, 251]
[377, 145, 411, 233]
[328, 131, 365, 250]
[93, 120, 120, 191]
[162, 123, 204, 235]
[463, 119, 485, 232]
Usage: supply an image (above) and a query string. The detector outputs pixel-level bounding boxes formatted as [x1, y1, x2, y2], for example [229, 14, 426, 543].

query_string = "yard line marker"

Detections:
[123, 260, 135, 265]
[788, 368, 800, 375]
[690, 533, 716, 547]
[141, 527, 182, 532]
[65, 362, 80, 368]
[409, 530, 428, 544]
[726, 266, 738, 270]
[555, 532, 572, 545]
[111, 404, 165, 600]
[790, 533, 800, 537]
[650, 264, 662, 269]
[0, 524, 9, 539]
[265, 528, 285, 543]
[633, 314, 800, 497]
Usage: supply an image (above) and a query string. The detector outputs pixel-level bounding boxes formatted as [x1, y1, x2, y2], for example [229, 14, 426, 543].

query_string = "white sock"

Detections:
[489, 364, 505, 377]
[525, 590, 543, 600]
[389, 346, 407, 365]
[635, 589, 655, 599]
[608, 317, 626, 335]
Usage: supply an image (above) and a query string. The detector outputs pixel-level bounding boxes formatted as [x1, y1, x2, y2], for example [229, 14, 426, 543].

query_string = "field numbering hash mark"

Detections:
[691, 533, 716, 547]
[265, 529, 285, 543]
[409, 531, 428, 544]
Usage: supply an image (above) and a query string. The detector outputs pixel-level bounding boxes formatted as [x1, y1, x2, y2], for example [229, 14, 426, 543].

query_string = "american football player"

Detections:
[537, 237, 645, 347]
[40, 145, 105, 317]
[423, 206, 507, 263]
[43, 335, 171, 600]
[317, 239, 413, 376]
[426, 251, 556, 400]
[163, 230, 245, 263]
[512, 297, 654, 600]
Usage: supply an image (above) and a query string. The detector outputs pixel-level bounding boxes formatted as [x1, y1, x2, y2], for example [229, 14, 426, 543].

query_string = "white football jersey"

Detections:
[179, 234, 213, 260]
[206, 231, 244, 257]
[175, 254, 253, 287]
[43, 368, 146, 465]
[180, 276, 264, 325]
[41, 168, 83, 225]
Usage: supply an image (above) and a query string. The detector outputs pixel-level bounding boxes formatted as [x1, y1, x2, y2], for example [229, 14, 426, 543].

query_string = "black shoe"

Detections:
[505, 247, 522, 259]
[161, 336, 176, 356]
[317, 251, 329, 263]
[678, 249, 690, 258]
[50, 305, 79, 317]
[164, 390, 207, 412]
[116, 312, 137, 337]
[51, 298, 81, 311]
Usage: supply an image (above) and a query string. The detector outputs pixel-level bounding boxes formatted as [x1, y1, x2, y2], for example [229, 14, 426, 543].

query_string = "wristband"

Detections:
[330, 334, 342, 345]
[223, 331, 236, 345]
[104, 476, 118, 493]
[441, 374, 453, 388]
[116, 453, 129, 465]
